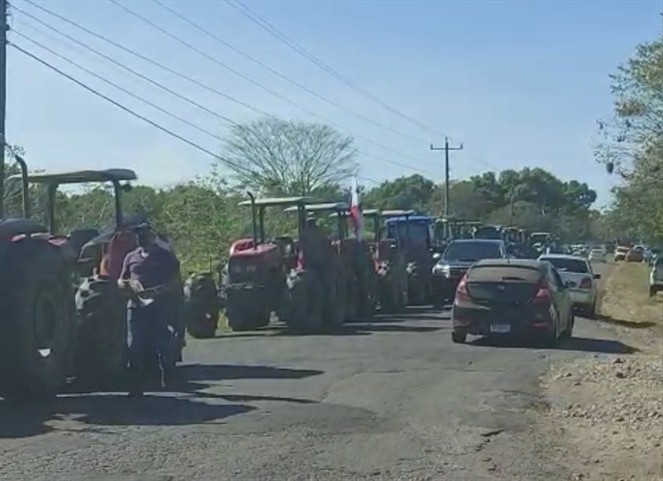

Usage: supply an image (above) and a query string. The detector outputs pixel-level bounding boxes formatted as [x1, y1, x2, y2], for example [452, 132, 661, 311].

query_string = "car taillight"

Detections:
[532, 279, 552, 305]
[579, 277, 592, 289]
[455, 274, 470, 302]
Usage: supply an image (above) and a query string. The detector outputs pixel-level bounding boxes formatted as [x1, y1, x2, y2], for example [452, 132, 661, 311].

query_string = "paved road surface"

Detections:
[0, 263, 636, 481]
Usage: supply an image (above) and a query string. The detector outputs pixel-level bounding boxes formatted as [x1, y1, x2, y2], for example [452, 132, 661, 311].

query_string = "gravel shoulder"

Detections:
[542, 261, 663, 481]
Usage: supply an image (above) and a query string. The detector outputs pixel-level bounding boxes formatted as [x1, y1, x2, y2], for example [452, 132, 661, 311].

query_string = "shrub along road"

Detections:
[0, 263, 638, 481]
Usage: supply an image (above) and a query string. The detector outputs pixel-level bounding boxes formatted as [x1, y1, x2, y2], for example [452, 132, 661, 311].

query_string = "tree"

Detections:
[218, 117, 357, 196]
[595, 37, 663, 243]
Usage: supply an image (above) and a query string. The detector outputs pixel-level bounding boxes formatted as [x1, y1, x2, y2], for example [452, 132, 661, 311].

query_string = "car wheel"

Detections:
[451, 331, 467, 344]
[650, 286, 657, 297]
[561, 313, 574, 339]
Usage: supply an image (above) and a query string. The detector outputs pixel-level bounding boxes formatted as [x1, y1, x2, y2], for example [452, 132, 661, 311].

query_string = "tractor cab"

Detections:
[8, 168, 137, 279]
[383, 211, 436, 259]
[472, 224, 503, 240]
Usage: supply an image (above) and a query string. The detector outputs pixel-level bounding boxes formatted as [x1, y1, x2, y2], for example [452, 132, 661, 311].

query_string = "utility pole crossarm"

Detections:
[430, 137, 463, 230]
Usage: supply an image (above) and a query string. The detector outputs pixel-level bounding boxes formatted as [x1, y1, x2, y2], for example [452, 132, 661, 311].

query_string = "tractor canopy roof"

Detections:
[385, 214, 435, 224]
[362, 208, 379, 217]
[283, 202, 349, 213]
[238, 196, 311, 207]
[9, 168, 137, 185]
[381, 209, 415, 218]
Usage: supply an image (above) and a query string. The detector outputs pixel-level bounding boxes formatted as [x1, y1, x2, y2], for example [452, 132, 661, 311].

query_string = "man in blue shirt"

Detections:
[118, 223, 181, 397]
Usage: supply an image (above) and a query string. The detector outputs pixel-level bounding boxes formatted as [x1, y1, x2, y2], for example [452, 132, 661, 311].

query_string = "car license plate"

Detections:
[490, 324, 511, 333]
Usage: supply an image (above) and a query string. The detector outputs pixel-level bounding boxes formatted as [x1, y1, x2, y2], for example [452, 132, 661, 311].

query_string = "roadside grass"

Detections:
[598, 261, 662, 331]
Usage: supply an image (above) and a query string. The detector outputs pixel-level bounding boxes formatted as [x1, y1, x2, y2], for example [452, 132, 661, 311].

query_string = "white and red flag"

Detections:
[349, 177, 364, 239]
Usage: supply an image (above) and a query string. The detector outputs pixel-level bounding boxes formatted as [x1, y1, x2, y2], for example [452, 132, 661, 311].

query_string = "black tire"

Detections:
[0, 239, 75, 400]
[225, 284, 270, 332]
[325, 263, 346, 327]
[285, 271, 324, 333]
[560, 313, 574, 339]
[585, 300, 596, 319]
[451, 331, 467, 344]
[74, 276, 128, 387]
[649, 286, 657, 297]
[184, 273, 220, 338]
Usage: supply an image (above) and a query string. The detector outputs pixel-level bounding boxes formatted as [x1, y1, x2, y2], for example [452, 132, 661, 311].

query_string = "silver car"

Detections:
[538, 254, 600, 317]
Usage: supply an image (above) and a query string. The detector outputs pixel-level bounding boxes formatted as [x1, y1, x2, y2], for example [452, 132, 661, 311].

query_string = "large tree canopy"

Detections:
[219, 117, 357, 196]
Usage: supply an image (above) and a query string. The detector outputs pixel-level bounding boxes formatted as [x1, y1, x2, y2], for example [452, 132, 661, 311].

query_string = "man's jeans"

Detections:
[127, 301, 176, 392]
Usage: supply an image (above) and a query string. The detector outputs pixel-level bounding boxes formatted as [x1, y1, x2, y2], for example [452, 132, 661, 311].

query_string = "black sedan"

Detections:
[451, 258, 573, 346]
[431, 239, 508, 306]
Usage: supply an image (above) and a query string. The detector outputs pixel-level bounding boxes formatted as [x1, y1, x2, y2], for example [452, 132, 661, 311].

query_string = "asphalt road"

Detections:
[0, 262, 636, 481]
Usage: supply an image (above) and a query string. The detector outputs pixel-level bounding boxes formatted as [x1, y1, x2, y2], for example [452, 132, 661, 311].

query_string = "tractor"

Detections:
[382, 210, 437, 306]
[6, 167, 185, 389]
[363, 209, 408, 313]
[290, 202, 375, 322]
[222, 195, 343, 333]
[0, 154, 77, 399]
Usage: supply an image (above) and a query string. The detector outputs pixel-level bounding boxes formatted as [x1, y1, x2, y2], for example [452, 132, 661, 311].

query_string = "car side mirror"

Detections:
[432, 253, 441, 261]
[593, 273, 601, 279]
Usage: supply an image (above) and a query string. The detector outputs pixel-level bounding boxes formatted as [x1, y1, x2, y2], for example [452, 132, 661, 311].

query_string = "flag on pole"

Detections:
[349, 177, 363, 239]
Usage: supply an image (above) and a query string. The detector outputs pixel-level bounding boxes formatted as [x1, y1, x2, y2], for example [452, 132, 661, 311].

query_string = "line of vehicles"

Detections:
[0, 159, 614, 400]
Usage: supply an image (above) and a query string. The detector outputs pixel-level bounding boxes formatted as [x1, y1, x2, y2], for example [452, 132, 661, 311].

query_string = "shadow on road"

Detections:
[470, 335, 639, 354]
[179, 363, 323, 381]
[0, 363, 322, 440]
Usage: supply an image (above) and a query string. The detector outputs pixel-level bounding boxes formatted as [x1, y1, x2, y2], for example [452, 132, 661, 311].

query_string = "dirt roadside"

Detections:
[543, 262, 662, 481]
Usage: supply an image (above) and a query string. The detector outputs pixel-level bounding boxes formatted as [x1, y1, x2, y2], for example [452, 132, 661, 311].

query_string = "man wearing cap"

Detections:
[118, 223, 182, 397]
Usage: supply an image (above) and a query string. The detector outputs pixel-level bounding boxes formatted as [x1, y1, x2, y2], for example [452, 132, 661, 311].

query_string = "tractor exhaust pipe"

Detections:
[247, 191, 257, 249]
[14, 153, 30, 218]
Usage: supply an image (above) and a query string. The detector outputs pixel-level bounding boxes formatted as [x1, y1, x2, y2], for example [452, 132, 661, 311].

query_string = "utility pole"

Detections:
[0, 0, 7, 218]
[430, 137, 463, 235]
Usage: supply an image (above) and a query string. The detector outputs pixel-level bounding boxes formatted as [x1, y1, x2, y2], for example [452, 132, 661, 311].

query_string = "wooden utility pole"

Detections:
[430, 137, 463, 231]
[0, 0, 7, 218]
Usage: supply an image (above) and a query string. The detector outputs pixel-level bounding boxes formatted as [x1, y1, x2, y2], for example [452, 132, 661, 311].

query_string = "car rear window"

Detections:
[540, 257, 588, 273]
[443, 242, 503, 261]
[467, 265, 543, 283]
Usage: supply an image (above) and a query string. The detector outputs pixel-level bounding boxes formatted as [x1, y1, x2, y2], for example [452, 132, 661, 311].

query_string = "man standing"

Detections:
[118, 223, 182, 397]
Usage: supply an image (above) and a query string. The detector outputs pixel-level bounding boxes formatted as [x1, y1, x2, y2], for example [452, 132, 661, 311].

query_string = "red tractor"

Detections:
[223, 195, 343, 333]
[363, 209, 408, 313]
[291, 202, 375, 323]
[0, 159, 144, 397]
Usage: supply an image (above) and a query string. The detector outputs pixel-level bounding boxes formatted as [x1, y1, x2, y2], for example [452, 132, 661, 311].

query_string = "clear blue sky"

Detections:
[6, 0, 662, 206]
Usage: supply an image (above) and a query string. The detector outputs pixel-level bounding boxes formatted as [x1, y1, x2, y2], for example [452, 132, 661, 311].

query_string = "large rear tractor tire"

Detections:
[285, 271, 324, 333]
[74, 276, 128, 388]
[225, 284, 271, 332]
[0, 239, 75, 400]
[183, 273, 220, 338]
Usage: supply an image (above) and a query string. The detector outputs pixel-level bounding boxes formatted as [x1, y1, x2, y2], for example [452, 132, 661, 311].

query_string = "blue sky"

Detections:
[5, 0, 662, 207]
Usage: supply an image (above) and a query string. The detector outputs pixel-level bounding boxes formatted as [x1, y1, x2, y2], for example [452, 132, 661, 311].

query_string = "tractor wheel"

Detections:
[286, 271, 324, 333]
[74, 276, 128, 388]
[226, 284, 271, 332]
[0, 239, 75, 400]
[357, 268, 375, 322]
[325, 265, 346, 327]
[184, 273, 220, 338]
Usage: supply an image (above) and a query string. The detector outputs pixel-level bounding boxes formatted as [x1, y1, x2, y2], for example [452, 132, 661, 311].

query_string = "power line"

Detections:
[12, 5, 247, 127]
[11, 29, 227, 142]
[108, 0, 438, 172]
[18, 0, 438, 176]
[8, 41, 257, 176]
[151, 0, 428, 145]
[226, 0, 444, 138]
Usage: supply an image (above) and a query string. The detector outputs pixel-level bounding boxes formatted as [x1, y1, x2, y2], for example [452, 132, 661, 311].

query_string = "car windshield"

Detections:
[540, 257, 588, 273]
[443, 241, 502, 261]
[387, 222, 429, 248]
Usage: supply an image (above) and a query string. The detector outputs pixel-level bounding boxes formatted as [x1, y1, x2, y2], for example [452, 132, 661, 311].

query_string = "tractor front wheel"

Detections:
[0, 239, 75, 400]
